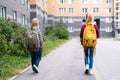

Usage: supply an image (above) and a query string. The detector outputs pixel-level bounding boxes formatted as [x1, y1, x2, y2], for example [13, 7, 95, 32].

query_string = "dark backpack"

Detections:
[26, 30, 40, 51]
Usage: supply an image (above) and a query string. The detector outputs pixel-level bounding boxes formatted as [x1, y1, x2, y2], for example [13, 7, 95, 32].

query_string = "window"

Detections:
[105, 26, 112, 32]
[105, 18, 112, 23]
[12, 10, 17, 20]
[116, 22, 118, 27]
[25, 18, 29, 26]
[118, 30, 120, 35]
[21, 14, 25, 25]
[82, 0, 88, 4]
[59, 8, 66, 14]
[0, 6, 6, 18]
[62, 18, 66, 23]
[116, 12, 120, 17]
[26, 0, 30, 9]
[68, 26, 73, 32]
[116, 16, 120, 20]
[116, 3, 120, 10]
[59, 17, 66, 23]
[59, 0, 66, 4]
[68, 18, 74, 23]
[82, 8, 88, 13]
[93, 8, 99, 13]
[105, 8, 111, 14]
[116, 16, 118, 19]
[116, 21, 120, 27]
[116, 7, 119, 10]
[69, 0, 74, 4]
[69, 8, 73, 13]
[116, 3, 120, 6]
[21, 0, 25, 4]
[93, 0, 99, 4]
[106, 0, 112, 3]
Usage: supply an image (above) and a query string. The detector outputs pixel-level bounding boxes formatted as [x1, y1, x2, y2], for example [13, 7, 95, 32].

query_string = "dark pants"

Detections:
[30, 48, 42, 67]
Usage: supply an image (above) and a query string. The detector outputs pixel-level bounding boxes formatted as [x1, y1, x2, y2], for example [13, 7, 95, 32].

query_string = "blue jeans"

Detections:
[30, 48, 42, 67]
[84, 46, 94, 69]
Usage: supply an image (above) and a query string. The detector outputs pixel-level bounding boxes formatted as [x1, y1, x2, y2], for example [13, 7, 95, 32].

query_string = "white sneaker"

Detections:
[84, 64, 89, 74]
[89, 69, 93, 75]
[33, 65, 39, 73]
[85, 64, 89, 70]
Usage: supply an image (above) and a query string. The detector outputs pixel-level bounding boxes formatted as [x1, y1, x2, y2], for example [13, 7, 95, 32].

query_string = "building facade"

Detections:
[30, 0, 48, 31]
[0, 0, 30, 27]
[114, 0, 120, 38]
[47, 0, 115, 37]
[1, 0, 120, 38]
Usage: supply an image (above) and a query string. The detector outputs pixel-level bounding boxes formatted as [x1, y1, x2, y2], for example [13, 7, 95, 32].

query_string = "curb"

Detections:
[8, 45, 63, 80]
[8, 56, 47, 80]
[9, 52, 102, 80]
[8, 39, 102, 80]
[8, 66, 31, 80]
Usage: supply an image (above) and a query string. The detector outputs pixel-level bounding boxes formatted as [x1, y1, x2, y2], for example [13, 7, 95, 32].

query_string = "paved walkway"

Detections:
[10, 38, 96, 80]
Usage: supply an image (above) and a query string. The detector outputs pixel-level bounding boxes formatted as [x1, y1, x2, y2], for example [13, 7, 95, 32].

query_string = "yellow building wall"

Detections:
[30, 0, 48, 13]
[30, 0, 114, 17]
[47, 0, 56, 15]
[30, 0, 36, 4]
[47, 0, 114, 17]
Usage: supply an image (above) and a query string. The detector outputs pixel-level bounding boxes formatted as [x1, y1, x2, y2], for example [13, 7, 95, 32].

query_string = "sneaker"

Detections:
[33, 65, 39, 73]
[85, 64, 89, 70]
[84, 69, 89, 74]
[89, 69, 93, 75]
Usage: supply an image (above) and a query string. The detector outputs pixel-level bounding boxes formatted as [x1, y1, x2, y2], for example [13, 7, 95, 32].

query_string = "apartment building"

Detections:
[0, 0, 30, 27]
[47, 0, 115, 37]
[30, 0, 48, 31]
[0, 0, 119, 37]
[114, 0, 120, 38]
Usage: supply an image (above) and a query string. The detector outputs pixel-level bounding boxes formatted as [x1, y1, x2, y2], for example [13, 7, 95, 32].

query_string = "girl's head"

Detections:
[85, 14, 93, 25]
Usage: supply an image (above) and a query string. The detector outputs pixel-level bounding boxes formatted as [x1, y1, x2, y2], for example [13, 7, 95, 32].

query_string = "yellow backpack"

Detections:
[83, 24, 97, 46]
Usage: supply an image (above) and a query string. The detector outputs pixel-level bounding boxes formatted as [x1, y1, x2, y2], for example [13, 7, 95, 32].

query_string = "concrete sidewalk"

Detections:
[9, 38, 96, 80]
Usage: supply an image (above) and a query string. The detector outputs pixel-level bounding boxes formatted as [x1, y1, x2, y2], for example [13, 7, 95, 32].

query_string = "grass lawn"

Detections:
[0, 56, 31, 80]
[0, 39, 69, 80]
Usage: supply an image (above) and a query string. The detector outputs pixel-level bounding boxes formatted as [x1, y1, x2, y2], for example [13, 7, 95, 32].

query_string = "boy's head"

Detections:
[31, 18, 39, 26]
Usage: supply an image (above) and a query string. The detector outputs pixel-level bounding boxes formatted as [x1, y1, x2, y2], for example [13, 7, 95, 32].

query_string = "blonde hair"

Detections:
[31, 18, 39, 27]
[85, 14, 93, 25]
[86, 14, 89, 19]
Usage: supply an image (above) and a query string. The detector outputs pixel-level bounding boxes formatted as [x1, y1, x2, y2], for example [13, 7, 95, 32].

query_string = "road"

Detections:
[12, 38, 95, 80]
[95, 38, 120, 80]
[10, 38, 120, 80]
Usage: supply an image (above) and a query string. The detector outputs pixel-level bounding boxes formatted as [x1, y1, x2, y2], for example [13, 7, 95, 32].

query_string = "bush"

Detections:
[56, 27, 69, 39]
[44, 25, 58, 40]
[45, 25, 56, 36]
[44, 25, 69, 40]
[0, 18, 29, 57]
